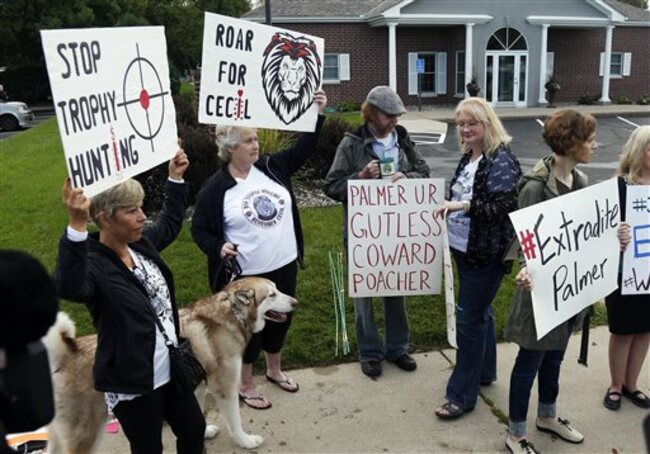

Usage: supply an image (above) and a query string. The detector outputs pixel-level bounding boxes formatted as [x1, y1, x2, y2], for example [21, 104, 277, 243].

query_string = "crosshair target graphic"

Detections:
[117, 43, 169, 152]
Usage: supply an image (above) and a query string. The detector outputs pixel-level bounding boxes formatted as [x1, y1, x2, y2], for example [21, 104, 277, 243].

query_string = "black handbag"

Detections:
[145, 303, 206, 395]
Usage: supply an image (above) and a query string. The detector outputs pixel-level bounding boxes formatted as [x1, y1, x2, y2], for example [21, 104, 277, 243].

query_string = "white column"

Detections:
[388, 22, 397, 90]
[600, 25, 613, 103]
[464, 23, 474, 97]
[538, 24, 549, 105]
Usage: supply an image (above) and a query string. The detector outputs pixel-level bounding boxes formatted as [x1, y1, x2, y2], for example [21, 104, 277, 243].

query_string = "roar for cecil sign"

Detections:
[41, 26, 178, 197]
[199, 12, 324, 132]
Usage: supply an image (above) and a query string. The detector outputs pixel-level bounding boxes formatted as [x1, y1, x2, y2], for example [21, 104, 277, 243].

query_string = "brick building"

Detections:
[243, 0, 650, 108]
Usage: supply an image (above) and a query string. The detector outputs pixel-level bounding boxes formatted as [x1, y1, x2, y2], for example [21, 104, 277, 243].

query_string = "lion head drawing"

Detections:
[261, 32, 321, 125]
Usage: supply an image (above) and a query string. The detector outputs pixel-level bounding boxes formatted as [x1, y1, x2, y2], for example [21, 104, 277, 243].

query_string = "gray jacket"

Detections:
[503, 155, 592, 351]
[323, 124, 430, 240]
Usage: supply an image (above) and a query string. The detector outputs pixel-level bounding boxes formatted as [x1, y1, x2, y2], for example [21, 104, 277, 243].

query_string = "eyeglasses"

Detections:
[456, 121, 481, 129]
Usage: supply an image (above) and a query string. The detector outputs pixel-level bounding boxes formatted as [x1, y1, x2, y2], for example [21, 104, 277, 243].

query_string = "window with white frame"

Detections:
[408, 52, 447, 96]
[323, 53, 350, 83]
[600, 52, 631, 78]
[456, 51, 465, 95]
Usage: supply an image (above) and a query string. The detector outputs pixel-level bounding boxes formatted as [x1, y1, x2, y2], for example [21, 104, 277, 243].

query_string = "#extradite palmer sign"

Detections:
[509, 178, 620, 339]
[41, 27, 178, 197]
[621, 185, 650, 295]
[199, 12, 323, 132]
[347, 179, 444, 297]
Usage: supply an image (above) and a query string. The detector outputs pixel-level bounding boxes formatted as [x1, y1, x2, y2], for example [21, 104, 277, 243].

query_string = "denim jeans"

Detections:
[445, 250, 504, 409]
[508, 347, 565, 437]
[354, 296, 409, 361]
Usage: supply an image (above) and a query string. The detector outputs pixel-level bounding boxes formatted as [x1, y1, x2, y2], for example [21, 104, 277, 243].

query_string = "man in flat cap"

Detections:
[324, 86, 429, 379]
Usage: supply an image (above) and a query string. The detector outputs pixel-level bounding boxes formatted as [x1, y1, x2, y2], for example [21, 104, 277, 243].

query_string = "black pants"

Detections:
[242, 260, 296, 363]
[112, 382, 205, 454]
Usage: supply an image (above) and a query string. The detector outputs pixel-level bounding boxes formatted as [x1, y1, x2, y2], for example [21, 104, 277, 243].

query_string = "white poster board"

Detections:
[347, 179, 444, 297]
[509, 178, 620, 339]
[621, 185, 650, 295]
[199, 12, 323, 132]
[41, 27, 178, 197]
[442, 222, 458, 348]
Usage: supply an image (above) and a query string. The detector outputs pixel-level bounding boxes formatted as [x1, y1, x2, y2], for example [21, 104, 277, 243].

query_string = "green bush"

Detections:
[0, 64, 51, 103]
[637, 94, 650, 105]
[258, 128, 297, 155]
[298, 116, 355, 181]
[613, 94, 632, 105]
[337, 99, 361, 112]
[577, 93, 600, 105]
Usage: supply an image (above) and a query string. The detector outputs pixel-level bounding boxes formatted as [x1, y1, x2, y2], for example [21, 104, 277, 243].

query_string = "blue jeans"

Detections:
[445, 250, 504, 409]
[508, 347, 565, 437]
[354, 296, 409, 361]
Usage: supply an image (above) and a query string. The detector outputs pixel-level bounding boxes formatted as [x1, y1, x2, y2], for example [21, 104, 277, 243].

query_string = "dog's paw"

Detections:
[235, 433, 263, 449]
[204, 424, 219, 439]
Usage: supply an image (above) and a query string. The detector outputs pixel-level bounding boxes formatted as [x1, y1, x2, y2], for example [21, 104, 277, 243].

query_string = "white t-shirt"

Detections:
[447, 155, 483, 252]
[224, 166, 297, 274]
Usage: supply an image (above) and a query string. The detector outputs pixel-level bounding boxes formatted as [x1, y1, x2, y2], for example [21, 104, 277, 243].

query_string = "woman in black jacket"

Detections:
[192, 90, 327, 410]
[54, 149, 205, 454]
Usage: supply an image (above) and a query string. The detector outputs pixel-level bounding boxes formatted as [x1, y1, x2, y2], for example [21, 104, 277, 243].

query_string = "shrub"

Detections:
[0, 64, 51, 103]
[637, 94, 650, 105]
[297, 116, 355, 181]
[173, 94, 198, 128]
[337, 99, 361, 113]
[613, 94, 632, 105]
[257, 128, 297, 155]
[577, 93, 600, 105]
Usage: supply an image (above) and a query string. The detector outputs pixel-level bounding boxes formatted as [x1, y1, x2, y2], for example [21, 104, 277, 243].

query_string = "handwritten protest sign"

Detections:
[41, 27, 178, 197]
[622, 185, 650, 295]
[199, 12, 323, 132]
[509, 178, 620, 339]
[347, 179, 444, 297]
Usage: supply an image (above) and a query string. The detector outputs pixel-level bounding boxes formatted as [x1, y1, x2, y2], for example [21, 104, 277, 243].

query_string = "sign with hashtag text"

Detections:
[509, 178, 620, 339]
[347, 178, 444, 297]
[621, 185, 650, 295]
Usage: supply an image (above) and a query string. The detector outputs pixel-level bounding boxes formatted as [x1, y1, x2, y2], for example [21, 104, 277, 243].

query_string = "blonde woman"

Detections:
[433, 97, 522, 419]
[603, 125, 650, 411]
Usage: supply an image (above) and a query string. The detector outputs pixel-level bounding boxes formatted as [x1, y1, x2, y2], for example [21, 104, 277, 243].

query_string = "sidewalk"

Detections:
[97, 321, 649, 453]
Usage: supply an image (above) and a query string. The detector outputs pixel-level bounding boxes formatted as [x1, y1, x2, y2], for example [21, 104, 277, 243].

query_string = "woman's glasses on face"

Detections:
[456, 120, 481, 129]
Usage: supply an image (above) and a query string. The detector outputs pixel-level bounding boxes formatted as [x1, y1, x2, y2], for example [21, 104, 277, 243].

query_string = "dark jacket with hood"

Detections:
[53, 180, 188, 394]
[191, 115, 325, 292]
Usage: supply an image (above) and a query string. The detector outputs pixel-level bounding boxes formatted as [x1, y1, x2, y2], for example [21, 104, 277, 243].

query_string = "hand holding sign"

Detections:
[62, 178, 90, 232]
[168, 148, 189, 181]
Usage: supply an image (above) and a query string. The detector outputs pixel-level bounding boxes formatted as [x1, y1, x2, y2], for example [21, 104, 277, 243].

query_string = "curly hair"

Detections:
[616, 125, 650, 184]
[542, 109, 596, 157]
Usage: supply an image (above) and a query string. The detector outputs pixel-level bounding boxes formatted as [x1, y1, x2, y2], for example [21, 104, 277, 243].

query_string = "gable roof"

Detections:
[243, 0, 650, 24]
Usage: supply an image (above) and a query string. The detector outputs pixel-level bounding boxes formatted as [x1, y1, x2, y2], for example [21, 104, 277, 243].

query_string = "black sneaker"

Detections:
[360, 359, 382, 377]
[392, 353, 417, 371]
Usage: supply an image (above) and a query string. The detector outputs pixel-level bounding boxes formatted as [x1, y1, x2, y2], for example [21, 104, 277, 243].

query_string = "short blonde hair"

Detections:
[455, 97, 512, 156]
[90, 179, 144, 227]
[616, 125, 650, 184]
[214, 126, 255, 162]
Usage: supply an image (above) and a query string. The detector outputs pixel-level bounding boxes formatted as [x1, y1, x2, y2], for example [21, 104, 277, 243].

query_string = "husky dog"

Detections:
[44, 277, 297, 453]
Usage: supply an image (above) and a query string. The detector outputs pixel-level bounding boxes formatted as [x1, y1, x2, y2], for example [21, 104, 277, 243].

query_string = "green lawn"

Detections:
[0, 119, 605, 370]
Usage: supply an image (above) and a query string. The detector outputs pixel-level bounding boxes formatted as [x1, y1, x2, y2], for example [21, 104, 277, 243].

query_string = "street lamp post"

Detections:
[265, 0, 272, 25]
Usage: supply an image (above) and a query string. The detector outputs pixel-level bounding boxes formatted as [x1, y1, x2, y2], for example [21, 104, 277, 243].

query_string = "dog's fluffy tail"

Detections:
[42, 311, 78, 371]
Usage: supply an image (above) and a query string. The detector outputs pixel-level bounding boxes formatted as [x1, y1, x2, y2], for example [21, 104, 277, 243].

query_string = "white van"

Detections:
[0, 101, 35, 131]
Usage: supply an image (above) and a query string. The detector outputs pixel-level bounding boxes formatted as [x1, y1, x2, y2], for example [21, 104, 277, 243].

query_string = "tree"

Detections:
[616, 0, 648, 9]
[0, 0, 251, 101]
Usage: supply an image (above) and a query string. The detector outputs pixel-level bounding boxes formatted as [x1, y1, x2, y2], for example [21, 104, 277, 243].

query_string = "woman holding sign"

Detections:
[603, 125, 650, 411]
[433, 97, 521, 420]
[191, 90, 327, 410]
[504, 109, 597, 453]
[54, 150, 207, 454]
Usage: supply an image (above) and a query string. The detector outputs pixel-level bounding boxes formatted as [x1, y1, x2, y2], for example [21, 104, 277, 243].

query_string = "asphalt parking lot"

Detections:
[420, 115, 650, 185]
[0, 110, 54, 141]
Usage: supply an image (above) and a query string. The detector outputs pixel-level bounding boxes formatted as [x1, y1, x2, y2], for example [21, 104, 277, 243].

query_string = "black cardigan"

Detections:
[53, 181, 188, 394]
[191, 115, 325, 292]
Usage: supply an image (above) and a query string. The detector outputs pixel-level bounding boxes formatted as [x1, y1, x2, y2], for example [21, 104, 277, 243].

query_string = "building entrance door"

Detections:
[485, 52, 527, 107]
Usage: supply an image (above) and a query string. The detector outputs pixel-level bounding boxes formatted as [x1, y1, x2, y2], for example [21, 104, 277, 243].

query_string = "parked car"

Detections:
[0, 101, 34, 131]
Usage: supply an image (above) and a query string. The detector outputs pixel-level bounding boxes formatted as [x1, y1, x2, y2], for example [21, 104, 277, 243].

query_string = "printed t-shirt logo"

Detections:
[242, 188, 286, 227]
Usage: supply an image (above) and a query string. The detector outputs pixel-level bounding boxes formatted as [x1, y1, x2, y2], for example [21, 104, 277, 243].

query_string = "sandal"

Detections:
[435, 401, 467, 420]
[238, 393, 272, 410]
[266, 374, 300, 393]
[622, 387, 650, 409]
[603, 388, 621, 411]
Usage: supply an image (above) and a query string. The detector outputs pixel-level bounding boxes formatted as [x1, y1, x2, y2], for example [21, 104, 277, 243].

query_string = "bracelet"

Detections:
[462, 200, 471, 213]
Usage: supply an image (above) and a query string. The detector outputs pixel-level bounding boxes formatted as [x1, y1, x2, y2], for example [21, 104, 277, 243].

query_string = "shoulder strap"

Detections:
[140, 298, 174, 346]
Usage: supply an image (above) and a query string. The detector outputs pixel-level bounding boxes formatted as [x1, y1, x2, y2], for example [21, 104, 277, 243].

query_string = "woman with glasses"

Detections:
[433, 97, 521, 420]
